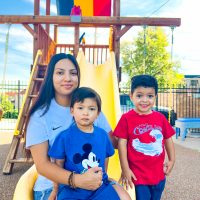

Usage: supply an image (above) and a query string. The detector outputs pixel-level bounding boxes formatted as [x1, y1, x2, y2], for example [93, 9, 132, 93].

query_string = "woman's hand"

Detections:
[74, 167, 103, 190]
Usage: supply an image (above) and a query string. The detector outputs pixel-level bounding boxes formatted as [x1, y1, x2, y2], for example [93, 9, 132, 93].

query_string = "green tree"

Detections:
[0, 94, 13, 112]
[0, 94, 15, 118]
[121, 27, 184, 87]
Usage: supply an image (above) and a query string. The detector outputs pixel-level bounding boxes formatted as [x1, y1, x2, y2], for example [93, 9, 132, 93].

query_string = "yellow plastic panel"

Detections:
[77, 51, 121, 130]
[13, 165, 38, 200]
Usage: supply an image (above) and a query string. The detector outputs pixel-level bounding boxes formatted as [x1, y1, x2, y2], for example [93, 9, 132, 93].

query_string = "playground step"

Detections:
[9, 158, 33, 164]
[34, 78, 44, 81]
[28, 94, 38, 98]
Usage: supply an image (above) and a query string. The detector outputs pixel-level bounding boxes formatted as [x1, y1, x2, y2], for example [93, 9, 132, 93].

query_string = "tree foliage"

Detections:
[0, 94, 18, 118]
[121, 27, 184, 87]
[0, 94, 13, 113]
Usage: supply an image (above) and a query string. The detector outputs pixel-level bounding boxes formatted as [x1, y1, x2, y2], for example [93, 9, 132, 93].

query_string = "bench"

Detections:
[175, 118, 200, 141]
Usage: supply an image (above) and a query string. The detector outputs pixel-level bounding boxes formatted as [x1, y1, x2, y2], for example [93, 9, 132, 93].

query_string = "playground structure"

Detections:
[0, 0, 181, 199]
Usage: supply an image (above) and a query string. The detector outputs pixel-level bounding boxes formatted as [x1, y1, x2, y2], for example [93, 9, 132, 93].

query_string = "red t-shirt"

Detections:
[113, 110, 175, 185]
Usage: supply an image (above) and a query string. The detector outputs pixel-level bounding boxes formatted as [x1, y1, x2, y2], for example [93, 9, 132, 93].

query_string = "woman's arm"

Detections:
[109, 131, 118, 149]
[30, 141, 103, 190]
[48, 159, 65, 200]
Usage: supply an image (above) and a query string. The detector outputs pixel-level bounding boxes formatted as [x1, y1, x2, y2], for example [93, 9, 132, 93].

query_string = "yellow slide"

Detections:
[78, 50, 122, 179]
[13, 51, 135, 199]
[13, 165, 38, 200]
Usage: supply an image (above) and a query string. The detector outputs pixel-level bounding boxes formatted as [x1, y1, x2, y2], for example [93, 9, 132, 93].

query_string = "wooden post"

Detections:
[54, 25, 58, 44]
[33, 0, 40, 62]
[113, 0, 120, 16]
[46, 0, 50, 34]
[113, 0, 121, 82]
[74, 25, 80, 57]
[34, 0, 40, 15]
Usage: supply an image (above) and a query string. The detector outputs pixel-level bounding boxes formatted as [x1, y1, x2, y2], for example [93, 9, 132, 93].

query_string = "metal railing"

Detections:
[0, 80, 28, 113]
[0, 80, 28, 131]
[120, 85, 200, 118]
[0, 81, 200, 131]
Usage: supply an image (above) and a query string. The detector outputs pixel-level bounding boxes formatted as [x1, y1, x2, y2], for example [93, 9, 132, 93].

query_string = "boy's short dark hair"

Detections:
[70, 87, 101, 112]
[131, 75, 158, 95]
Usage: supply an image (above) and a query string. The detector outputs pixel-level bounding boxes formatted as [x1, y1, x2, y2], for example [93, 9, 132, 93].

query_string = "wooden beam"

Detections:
[22, 24, 36, 37]
[0, 16, 181, 27]
[116, 25, 132, 40]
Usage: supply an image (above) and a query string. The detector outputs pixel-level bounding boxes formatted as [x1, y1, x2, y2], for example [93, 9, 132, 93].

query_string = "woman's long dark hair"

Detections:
[30, 53, 80, 116]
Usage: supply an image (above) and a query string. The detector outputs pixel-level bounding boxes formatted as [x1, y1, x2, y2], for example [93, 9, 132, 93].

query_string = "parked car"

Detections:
[120, 94, 177, 126]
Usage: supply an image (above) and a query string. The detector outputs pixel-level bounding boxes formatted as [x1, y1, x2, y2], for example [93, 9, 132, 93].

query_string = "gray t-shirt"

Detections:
[26, 98, 111, 191]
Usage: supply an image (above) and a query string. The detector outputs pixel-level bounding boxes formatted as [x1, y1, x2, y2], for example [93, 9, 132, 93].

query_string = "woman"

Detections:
[26, 53, 117, 199]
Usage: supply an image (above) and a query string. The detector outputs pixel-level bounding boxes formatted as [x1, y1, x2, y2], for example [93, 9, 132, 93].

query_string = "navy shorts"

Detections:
[135, 178, 166, 200]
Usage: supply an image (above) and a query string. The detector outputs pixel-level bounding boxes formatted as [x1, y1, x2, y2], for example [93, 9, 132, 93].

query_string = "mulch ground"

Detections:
[0, 143, 31, 200]
[0, 133, 200, 200]
[162, 144, 200, 200]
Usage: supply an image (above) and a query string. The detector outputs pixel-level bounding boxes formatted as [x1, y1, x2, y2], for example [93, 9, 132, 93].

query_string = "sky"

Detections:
[0, 0, 200, 82]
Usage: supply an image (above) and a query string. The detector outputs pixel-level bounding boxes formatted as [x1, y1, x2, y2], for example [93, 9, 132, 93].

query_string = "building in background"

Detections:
[184, 75, 200, 87]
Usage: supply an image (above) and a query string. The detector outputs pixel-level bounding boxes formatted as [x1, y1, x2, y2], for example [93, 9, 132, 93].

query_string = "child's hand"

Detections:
[108, 177, 116, 182]
[48, 183, 58, 200]
[120, 168, 137, 190]
[164, 160, 175, 175]
[48, 189, 58, 200]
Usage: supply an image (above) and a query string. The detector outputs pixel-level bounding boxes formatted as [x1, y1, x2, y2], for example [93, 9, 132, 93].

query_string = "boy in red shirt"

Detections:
[114, 75, 175, 200]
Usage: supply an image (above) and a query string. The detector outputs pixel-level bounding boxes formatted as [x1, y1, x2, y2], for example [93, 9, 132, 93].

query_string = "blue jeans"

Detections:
[33, 182, 120, 200]
[135, 178, 166, 200]
[34, 188, 52, 200]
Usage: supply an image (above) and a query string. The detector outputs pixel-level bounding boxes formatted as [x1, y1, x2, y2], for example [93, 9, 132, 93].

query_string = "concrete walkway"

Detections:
[173, 134, 200, 152]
